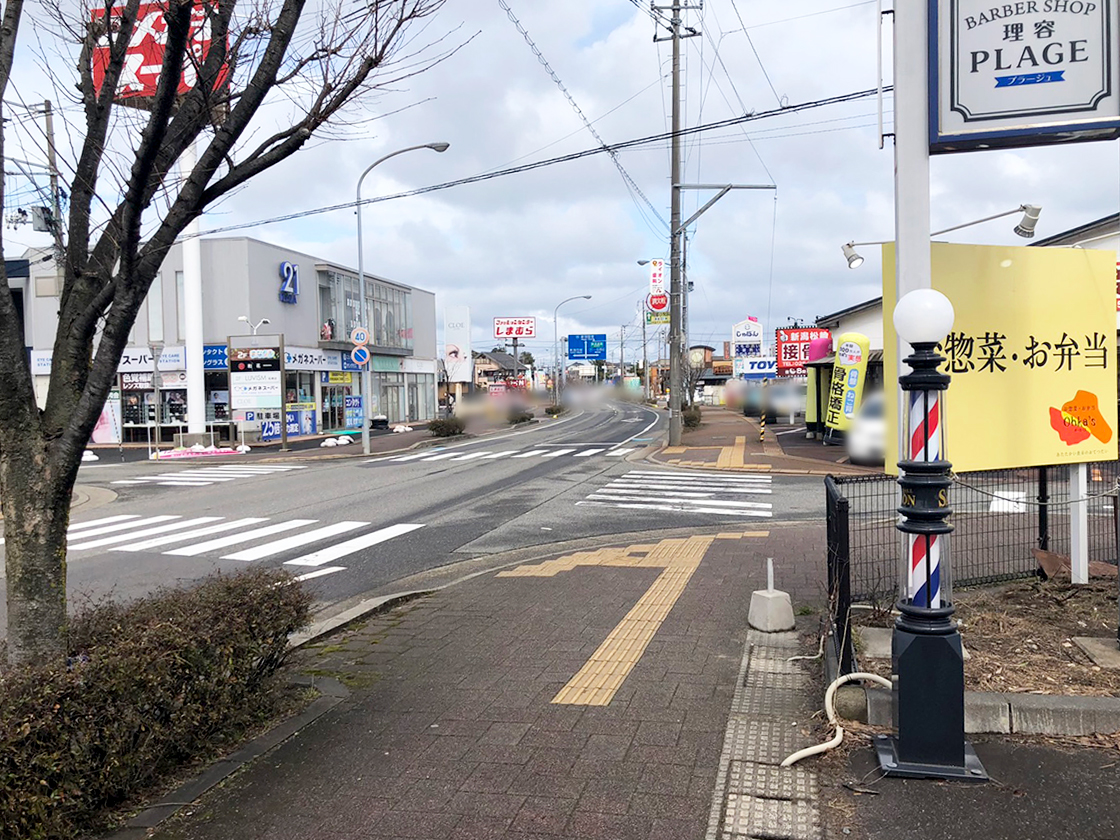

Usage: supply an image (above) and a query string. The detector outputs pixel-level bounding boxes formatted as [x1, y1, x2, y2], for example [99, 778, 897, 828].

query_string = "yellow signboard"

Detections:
[824, 333, 871, 432]
[884, 243, 1118, 473]
[325, 372, 352, 385]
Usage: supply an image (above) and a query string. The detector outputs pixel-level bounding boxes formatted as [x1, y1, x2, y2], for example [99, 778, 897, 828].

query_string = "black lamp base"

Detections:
[873, 734, 988, 781]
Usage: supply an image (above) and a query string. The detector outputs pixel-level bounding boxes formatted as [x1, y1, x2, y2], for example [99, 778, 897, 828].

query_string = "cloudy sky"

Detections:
[6, 0, 1119, 369]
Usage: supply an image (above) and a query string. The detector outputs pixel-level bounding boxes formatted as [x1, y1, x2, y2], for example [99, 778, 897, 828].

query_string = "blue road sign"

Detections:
[351, 345, 371, 366]
[567, 334, 607, 361]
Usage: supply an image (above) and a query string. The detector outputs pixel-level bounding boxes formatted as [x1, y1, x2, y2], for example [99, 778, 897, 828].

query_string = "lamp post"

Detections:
[552, 295, 592, 405]
[237, 316, 270, 336]
[874, 288, 987, 782]
[356, 142, 450, 454]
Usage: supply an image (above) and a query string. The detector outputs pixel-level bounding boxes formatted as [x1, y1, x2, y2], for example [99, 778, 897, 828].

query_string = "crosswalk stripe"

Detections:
[512, 450, 549, 458]
[482, 451, 515, 459]
[69, 517, 224, 551]
[586, 493, 771, 510]
[157, 482, 216, 487]
[166, 519, 318, 557]
[447, 452, 490, 461]
[291, 566, 347, 582]
[540, 449, 577, 458]
[222, 521, 368, 562]
[210, 465, 302, 471]
[112, 518, 270, 552]
[65, 515, 181, 540]
[178, 471, 265, 478]
[422, 452, 465, 461]
[387, 453, 432, 462]
[153, 473, 236, 481]
[627, 474, 775, 479]
[606, 449, 634, 456]
[577, 500, 772, 517]
[284, 523, 426, 567]
[606, 482, 772, 495]
[574, 449, 606, 457]
[69, 515, 142, 532]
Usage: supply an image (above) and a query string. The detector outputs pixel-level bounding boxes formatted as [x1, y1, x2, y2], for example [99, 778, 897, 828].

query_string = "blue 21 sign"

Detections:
[279, 261, 300, 304]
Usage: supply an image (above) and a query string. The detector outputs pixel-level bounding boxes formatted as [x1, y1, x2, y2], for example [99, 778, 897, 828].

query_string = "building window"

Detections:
[318, 270, 412, 350]
[146, 273, 163, 343]
[175, 271, 185, 340]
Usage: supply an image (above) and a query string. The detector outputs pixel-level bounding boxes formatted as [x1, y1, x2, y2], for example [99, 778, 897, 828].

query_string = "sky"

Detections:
[4, 0, 1119, 370]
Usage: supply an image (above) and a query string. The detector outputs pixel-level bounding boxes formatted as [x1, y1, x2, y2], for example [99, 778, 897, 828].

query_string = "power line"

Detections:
[497, 0, 667, 233]
[193, 87, 886, 239]
[728, 0, 784, 108]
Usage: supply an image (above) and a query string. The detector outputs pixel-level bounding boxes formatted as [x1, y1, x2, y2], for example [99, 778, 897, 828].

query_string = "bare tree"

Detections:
[0, 0, 452, 666]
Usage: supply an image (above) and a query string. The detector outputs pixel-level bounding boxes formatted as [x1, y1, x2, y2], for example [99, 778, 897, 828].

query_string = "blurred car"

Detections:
[846, 391, 885, 466]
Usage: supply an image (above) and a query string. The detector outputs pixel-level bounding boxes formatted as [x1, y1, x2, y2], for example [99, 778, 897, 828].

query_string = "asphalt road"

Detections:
[0, 402, 828, 631]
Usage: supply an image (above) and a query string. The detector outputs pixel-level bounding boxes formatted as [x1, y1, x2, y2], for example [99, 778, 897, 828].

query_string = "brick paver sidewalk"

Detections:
[150, 523, 825, 840]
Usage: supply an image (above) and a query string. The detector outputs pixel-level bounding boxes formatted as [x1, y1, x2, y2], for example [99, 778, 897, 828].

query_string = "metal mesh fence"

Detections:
[833, 462, 1119, 602]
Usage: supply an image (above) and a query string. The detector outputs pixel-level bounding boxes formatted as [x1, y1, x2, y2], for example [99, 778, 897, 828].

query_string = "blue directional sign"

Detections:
[567, 334, 607, 361]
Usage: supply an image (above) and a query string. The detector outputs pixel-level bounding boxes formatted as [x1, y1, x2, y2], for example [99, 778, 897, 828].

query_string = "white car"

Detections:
[846, 391, 885, 466]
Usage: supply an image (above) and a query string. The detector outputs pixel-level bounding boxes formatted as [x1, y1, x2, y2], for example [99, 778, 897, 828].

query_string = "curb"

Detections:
[103, 675, 350, 840]
[824, 626, 1120, 736]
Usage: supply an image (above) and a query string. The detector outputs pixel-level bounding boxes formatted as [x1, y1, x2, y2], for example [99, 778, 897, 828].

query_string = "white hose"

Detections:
[780, 671, 892, 767]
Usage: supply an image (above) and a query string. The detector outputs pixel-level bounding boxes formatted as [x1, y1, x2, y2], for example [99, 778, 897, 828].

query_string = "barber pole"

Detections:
[908, 389, 941, 608]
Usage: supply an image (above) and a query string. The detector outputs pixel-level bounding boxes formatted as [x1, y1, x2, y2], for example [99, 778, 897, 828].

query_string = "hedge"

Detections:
[0, 568, 311, 840]
[683, 405, 702, 428]
[427, 417, 466, 437]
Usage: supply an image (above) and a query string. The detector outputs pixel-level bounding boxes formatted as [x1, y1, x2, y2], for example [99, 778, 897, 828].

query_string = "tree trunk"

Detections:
[2, 437, 71, 667]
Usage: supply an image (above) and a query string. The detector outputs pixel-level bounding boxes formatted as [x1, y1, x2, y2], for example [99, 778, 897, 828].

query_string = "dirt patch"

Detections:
[853, 577, 1120, 696]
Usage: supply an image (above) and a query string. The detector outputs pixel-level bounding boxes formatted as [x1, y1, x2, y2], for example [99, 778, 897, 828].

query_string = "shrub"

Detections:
[0, 569, 311, 840]
[544, 404, 563, 417]
[682, 405, 702, 428]
[427, 417, 465, 437]
[508, 409, 534, 425]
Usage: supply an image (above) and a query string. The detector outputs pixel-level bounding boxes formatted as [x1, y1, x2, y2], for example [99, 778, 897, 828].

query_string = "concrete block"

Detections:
[860, 625, 969, 659]
[965, 692, 1011, 734]
[748, 589, 795, 633]
[833, 685, 868, 723]
[1010, 693, 1120, 736]
[1073, 636, 1120, 669]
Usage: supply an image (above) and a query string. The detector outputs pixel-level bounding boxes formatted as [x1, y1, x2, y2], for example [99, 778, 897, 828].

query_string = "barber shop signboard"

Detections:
[931, 0, 1120, 152]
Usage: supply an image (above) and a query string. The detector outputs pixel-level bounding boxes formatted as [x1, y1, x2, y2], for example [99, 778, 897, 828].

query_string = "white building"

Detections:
[18, 236, 438, 443]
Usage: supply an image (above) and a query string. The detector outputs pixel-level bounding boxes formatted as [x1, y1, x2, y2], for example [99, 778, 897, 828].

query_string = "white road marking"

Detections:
[585, 493, 772, 510]
[512, 450, 549, 458]
[421, 452, 463, 461]
[540, 449, 577, 458]
[222, 521, 368, 562]
[69, 517, 224, 551]
[167, 520, 318, 557]
[292, 566, 347, 582]
[387, 453, 433, 462]
[157, 482, 217, 487]
[605, 448, 634, 457]
[447, 452, 490, 461]
[112, 518, 270, 552]
[607, 482, 772, 494]
[63, 515, 181, 540]
[284, 523, 426, 567]
[574, 449, 606, 457]
[482, 451, 516, 459]
[577, 500, 773, 517]
[69, 515, 142, 532]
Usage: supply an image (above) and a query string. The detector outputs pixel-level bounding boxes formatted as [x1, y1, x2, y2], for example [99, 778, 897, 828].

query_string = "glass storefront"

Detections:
[317, 269, 413, 351]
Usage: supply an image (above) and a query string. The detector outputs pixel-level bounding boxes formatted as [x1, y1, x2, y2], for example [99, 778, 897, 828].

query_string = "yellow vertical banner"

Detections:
[824, 333, 871, 432]
[884, 243, 1118, 473]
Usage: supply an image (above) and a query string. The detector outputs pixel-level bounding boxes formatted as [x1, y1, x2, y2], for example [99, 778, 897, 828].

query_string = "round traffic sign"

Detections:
[350, 345, 371, 366]
[647, 292, 669, 313]
[350, 326, 370, 346]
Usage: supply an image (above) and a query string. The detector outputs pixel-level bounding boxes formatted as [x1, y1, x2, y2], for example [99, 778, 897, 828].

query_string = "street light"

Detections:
[842, 204, 1043, 268]
[356, 142, 450, 454]
[553, 295, 592, 405]
[873, 288, 987, 782]
[237, 315, 270, 336]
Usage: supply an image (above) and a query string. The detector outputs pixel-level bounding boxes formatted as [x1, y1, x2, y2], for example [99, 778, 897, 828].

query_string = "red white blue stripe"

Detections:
[908, 390, 941, 608]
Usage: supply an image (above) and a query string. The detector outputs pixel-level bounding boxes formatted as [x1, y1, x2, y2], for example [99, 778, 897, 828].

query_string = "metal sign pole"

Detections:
[279, 334, 289, 451]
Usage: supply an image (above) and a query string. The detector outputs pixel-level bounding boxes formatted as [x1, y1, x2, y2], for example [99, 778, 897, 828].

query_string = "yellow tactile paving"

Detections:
[498, 532, 768, 706]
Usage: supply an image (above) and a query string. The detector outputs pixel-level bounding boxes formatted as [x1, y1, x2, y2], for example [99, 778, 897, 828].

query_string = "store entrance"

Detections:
[321, 385, 351, 430]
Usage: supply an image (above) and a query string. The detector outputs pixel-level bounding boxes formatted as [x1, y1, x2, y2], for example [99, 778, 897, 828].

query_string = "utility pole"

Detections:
[642, 309, 650, 400]
[619, 325, 625, 385]
[654, 1, 698, 445]
[41, 101, 63, 257]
